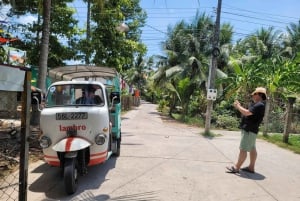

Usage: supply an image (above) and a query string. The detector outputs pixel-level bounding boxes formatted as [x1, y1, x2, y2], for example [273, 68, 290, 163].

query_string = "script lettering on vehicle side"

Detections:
[59, 124, 87, 131]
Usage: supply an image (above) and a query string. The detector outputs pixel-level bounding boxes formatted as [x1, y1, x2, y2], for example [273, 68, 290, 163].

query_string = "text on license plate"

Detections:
[56, 112, 88, 120]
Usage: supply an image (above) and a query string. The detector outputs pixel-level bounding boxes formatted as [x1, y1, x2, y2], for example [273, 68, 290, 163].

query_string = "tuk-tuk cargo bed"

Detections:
[48, 65, 118, 81]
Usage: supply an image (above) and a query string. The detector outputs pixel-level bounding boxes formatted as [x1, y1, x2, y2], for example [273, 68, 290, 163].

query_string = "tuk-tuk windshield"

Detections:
[46, 84, 104, 107]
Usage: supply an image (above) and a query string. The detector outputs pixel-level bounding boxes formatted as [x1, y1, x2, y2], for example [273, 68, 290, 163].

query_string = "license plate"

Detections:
[56, 112, 88, 120]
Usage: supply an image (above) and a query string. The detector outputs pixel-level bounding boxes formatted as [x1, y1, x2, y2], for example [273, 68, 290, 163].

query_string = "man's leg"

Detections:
[235, 130, 248, 170]
[248, 148, 257, 171]
[235, 149, 247, 170]
[246, 132, 257, 172]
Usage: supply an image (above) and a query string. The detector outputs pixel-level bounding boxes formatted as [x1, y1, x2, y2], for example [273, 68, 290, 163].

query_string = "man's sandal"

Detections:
[241, 167, 255, 173]
[226, 166, 239, 174]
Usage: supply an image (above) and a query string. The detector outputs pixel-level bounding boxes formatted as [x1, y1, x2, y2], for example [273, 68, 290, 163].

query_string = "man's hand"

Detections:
[233, 100, 240, 109]
[233, 100, 252, 116]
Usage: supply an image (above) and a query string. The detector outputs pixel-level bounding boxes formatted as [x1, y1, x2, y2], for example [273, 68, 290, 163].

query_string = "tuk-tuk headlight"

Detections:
[95, 134, 106, 145]
[39, 136, 52, 148]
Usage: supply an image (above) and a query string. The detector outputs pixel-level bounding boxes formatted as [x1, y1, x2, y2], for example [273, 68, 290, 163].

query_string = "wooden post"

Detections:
[283, 97, 296, 143]
[263, 96, 270, 136]
[19, 70, 31, 201]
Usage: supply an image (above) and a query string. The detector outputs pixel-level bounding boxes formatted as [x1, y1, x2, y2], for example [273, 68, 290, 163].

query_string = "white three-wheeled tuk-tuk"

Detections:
[36, 66, 122, 194]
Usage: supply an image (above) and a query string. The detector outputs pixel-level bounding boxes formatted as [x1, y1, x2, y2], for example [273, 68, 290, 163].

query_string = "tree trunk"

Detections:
[37, 0, 51, 93]
[33, 0, 51, 125]
[283, 97, 296, 143]
[85, 0, 91, 64]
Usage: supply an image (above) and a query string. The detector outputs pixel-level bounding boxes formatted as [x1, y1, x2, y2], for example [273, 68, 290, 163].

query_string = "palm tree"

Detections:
[30, 0, 51, 126]
[233, 27, 281, 60]
[222, 56, 264, 102]
[218, 23, 234, 71]
[254, 27, 283, 135]
[82, 0, 104, 64]
[223, 27, 283, 135]
[153, 12, 232, 117]
[282, 20, 300, 59]
[37, 0, 51, 93]
[124, 54, 149, 93]
[156, 16, 211, 116]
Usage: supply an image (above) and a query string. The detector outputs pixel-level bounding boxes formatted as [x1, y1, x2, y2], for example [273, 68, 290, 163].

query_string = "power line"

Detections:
[141, 5, 299, 49]
[222, 4, 299, 20]
[1, 2, 298, 55]
[144, 24, 167, 34]
[221, 16, 287, 30]
[222, 11, 291, 25]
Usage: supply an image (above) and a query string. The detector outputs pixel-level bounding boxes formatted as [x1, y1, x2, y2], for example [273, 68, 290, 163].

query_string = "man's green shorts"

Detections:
[240, 129, 257, 151]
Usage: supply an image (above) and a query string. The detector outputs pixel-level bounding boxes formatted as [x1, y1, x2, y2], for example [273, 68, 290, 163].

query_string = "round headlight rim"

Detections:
[39, 135, 52, 149]
[95, 133, 107, 145]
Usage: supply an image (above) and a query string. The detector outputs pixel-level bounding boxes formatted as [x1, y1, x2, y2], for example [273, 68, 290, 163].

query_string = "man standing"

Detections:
[226, 87, 267, 174]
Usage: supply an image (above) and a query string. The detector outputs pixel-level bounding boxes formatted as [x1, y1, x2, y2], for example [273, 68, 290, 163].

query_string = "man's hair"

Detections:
[86, 84, 96, 92]
[258, 93, 266, 100]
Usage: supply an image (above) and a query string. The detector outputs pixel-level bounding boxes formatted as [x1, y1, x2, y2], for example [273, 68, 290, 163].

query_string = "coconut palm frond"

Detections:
[166, 65, 183, 78]
[165, 82, 181, 102]
[216, 69, 227, 79]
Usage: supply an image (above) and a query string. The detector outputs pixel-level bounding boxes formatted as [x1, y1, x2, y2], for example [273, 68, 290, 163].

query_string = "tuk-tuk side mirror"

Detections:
[31, 91, 42, 105]
[31, 90, 43, 111]
[110, 92, 120, 104]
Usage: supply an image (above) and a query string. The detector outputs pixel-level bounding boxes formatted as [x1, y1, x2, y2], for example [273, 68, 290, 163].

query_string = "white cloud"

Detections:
[1, 5, 37, 25]
[15, 15, 37, 24]
[0, 5, 10, 21]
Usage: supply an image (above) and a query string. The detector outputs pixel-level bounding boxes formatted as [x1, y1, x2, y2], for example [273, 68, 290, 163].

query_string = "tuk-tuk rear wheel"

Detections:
[113, 138, 121, 157]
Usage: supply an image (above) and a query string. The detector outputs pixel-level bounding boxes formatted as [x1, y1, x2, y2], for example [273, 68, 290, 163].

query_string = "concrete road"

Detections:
[27, 101, 300, 201]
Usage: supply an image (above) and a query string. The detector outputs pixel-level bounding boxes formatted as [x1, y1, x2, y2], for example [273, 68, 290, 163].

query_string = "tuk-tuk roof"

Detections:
[50, 80, 105, 87]
[48, 65, 118, 81]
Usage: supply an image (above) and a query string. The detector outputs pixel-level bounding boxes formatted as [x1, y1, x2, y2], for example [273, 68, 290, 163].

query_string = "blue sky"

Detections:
[1, 0, 299, 59]
[140, 0, 300, 57]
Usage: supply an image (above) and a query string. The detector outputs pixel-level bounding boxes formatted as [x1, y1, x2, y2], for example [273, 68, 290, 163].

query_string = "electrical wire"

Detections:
[1, 1, 299, 55]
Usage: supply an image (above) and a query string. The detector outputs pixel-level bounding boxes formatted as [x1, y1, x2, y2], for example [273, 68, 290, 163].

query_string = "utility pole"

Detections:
[85, 0, 91, 64]
[204, 0, 222, 134]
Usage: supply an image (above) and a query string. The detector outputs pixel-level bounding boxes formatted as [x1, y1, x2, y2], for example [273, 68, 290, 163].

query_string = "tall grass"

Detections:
[259, 133, 300, 154]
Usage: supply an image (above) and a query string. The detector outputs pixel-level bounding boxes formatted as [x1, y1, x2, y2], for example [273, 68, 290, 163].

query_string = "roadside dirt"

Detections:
[0, 124, 43, 178]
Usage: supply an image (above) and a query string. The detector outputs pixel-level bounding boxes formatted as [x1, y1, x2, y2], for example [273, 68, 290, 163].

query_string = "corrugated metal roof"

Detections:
[48, 65, 118, 81]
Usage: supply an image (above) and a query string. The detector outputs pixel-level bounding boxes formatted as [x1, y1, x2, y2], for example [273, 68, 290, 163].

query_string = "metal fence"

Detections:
[266, 111, 300, 134]
[121, 95, 140, 111]
[0, 130, 20, 201]
[0, 67, 32, 201]
[0, 124, 41, 201]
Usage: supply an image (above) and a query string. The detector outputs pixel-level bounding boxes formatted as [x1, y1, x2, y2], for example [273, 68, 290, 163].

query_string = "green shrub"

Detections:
[215, 114, 239, 130]
[267, 111, 284, 133]
[158, 99, 169, 114]
[172, 113, 204, 127]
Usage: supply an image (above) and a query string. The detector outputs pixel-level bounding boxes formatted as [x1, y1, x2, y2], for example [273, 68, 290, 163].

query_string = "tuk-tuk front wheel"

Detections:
[64, 158, 78, 194]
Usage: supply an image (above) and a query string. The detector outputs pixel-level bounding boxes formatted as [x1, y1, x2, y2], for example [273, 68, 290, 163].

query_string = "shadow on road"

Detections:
[147, 111, 161, 115]
[228, 171, 266, 181]
[55, 190, 160, 201]
[238, 171, 266, 180]
[29, 157, 117, 200]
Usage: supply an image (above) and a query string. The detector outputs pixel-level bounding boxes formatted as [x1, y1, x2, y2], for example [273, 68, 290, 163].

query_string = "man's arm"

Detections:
[233, 100, 253, 116]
